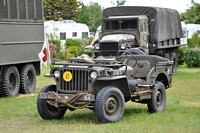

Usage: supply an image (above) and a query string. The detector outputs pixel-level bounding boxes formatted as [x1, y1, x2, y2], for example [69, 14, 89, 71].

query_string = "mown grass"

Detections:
[0, 66, 200, 133]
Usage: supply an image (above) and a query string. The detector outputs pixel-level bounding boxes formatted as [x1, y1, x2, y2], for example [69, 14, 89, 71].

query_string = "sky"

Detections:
[80, 0, 200, 13]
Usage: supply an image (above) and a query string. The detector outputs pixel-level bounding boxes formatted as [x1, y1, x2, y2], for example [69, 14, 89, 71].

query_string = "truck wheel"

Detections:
[37, 85, 67, 120]
[20, 64, 36, 94]
[0, 82, 3, 97]
[147, 81, 166, 113]
[165, 53, 170, 59]
[94, 86, 125, 123]
[1, 66, 20, 97]
[170, 53, 178, 74]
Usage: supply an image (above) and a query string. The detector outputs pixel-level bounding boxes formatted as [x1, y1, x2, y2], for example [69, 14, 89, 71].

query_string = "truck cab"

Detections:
[103, 15, 149, 48]
[91, 15, 149, 57]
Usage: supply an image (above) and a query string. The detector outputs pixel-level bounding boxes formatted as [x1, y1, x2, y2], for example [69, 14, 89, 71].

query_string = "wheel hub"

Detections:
[9, 73, 16, 91]
[105, 97, 117, 115]
[156, 91, 162, 106]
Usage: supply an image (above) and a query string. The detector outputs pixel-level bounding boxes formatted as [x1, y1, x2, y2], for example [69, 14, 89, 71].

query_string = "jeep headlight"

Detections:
[105, 68, 122, 76]
[105, 68, 113, 76]
[53, 70, 60, 78]
[94, 43, 100, 50]
[90, 71, 97, 79]
[121, 43, 126, 50]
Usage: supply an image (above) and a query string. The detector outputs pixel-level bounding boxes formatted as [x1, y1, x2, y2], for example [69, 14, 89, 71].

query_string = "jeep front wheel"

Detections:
[147, 81, 166, 113]
[94, 86, 125, 123]
[37, 85, 66, 119]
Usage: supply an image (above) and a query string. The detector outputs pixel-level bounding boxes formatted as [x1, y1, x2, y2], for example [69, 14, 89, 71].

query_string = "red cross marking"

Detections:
[42, 48, 47, 62]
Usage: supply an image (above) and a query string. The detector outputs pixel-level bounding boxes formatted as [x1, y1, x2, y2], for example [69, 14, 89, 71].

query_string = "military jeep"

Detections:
[37, 50, 173, 123]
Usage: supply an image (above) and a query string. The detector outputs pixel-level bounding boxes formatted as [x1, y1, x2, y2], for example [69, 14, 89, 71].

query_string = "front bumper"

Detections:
[38, 92, 95, 102]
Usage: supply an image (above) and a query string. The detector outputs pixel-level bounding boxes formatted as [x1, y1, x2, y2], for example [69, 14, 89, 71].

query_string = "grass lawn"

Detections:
[0, 66, 200, 133]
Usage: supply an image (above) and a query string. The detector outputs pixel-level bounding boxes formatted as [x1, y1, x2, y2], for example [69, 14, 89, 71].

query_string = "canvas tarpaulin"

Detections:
[102, 6, 183, 43]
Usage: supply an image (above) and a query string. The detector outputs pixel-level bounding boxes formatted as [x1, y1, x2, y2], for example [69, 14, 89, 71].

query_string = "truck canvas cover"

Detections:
[102, 6, 183, 43]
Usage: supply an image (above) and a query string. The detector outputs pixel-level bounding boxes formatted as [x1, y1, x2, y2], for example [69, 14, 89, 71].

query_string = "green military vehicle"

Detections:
[37, 50, 173, 123]
[0, 0, 44, 97]
[37, 6, 175, 123]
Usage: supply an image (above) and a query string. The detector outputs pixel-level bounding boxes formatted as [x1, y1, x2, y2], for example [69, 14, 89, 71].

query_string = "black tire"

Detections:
[37, 85, 67, 120]
[20, 64, 36, 94]
[147, 81, 166, 113]
[170, 53, 178, 74]
[94, 86, 125, 123]
[0, 82, 3, 97]
[2, 66, 20, 97]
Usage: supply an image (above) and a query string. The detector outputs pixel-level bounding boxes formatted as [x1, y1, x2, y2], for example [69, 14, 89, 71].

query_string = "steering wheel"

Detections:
[116, 50, 137, 67]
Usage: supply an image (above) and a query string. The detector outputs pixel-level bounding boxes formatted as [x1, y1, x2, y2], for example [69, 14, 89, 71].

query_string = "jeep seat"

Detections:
[134, 55, 169, 69]
[132, 61, 151, 79]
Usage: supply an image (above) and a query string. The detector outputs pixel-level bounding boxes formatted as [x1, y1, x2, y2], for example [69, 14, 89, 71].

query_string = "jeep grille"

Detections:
[60, 69, 89, 92]
[100, 42, 118, 56]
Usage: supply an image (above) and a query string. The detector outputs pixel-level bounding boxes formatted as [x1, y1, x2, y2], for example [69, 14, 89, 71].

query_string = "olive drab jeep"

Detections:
[37, 50, 173, 123]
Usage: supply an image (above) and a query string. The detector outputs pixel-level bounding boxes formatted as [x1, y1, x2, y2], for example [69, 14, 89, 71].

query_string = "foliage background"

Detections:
[43, 0, 79, 21]
[180, 0, 200, 24]
[43, 0, 127, 31]
[48, 37, 94, 61]
[178, 32, 200, 67]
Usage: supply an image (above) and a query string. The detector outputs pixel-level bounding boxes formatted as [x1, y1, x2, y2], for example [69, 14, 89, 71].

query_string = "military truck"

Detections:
[85, 6, 182, 74]
[37, 49, 173, 123]
[0, 0, 44, 97]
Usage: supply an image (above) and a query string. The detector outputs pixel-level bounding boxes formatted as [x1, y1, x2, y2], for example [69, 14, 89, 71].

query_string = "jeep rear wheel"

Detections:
[147, 81, 166, 113]
[37, 85, 66, 120]
[94, 86, 125, 123]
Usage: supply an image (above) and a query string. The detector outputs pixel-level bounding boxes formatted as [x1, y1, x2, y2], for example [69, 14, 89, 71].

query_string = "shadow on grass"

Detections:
[63, 109, 97, 123]
[124, 106, 148, 116]
[36, 106, 149, 125]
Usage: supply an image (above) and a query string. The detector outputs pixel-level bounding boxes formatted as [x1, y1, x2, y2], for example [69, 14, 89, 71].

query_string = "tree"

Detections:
[180, 0, 200, 24]
[43, 0, 79, 21]
[111, 0, 126, 6]
[188, 33, 200, 48]
[73, 2, 103, 32]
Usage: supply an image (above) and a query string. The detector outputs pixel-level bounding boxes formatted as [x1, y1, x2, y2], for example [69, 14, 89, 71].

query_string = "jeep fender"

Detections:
[95, 76, 131, 98]
[146, 68, 171, 88]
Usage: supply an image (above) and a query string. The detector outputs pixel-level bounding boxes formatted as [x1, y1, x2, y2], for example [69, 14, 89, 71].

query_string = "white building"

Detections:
[186, 24, 200, 39]
[180, 21, 187, 45]
[44, 20, 90, 48]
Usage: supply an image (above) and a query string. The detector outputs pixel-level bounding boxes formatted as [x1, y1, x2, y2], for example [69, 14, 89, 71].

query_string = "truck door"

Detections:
[139, 21, 149, 53]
